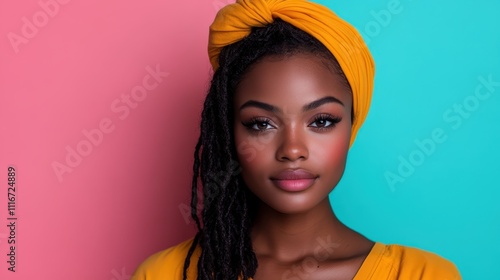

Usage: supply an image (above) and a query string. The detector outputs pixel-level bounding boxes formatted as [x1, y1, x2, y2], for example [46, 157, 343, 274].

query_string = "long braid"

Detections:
[182, 19, 352, 280]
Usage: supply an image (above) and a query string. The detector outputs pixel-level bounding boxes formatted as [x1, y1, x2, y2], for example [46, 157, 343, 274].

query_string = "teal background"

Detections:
[320, 0, 500, 279]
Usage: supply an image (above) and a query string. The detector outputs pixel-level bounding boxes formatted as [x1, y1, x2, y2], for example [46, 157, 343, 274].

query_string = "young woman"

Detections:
[132, 0, 461, 279]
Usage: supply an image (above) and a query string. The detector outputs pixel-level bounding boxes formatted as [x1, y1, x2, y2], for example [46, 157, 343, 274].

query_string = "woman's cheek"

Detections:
[328, 141, 349, 163]
[236, 131, 276, 164]
[325, 130, 350, 167]
[311, 127, 350, 165]
[237, 140, 257, 163]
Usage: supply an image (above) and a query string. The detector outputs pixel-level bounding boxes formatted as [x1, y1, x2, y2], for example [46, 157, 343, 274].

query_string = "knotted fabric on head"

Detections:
[208, 0, 375, 148]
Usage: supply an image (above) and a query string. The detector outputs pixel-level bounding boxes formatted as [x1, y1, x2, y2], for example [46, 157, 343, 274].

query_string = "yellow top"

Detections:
[131, 238, 461, 280]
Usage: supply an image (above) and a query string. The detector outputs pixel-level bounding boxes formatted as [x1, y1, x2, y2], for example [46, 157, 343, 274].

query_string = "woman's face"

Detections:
[233, 53, 353, 214]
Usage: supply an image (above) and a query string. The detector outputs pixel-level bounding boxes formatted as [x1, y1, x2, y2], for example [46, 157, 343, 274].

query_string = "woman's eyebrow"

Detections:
[239, 100, 280, 113]
[239, 96, 344, 113]
[303, 96, 344, 111]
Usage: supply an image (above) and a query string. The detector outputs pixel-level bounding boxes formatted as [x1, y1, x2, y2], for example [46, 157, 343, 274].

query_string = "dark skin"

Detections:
[233, 53, 375, 279]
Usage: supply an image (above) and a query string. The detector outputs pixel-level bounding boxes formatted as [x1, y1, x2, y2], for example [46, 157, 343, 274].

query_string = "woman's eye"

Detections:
[309, 115, 341, 129]
[253, 121, 272, 130]
[242, 118, 274, 131]
[311, 118, 331, 128]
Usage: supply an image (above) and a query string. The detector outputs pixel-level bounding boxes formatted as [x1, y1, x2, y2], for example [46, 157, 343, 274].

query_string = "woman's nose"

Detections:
[275, 126, 309, 162]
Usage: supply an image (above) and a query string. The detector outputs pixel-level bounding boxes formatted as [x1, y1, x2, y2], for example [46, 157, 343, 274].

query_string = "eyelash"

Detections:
[242, 114, 342, 133]
[311, 114, 342, 130]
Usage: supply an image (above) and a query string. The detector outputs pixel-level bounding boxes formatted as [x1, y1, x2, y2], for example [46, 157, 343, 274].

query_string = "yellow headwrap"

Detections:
[208, 0, 375, 148]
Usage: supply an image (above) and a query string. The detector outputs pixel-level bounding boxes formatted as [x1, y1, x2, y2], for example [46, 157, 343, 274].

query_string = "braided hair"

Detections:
[183, 18, 353, 280]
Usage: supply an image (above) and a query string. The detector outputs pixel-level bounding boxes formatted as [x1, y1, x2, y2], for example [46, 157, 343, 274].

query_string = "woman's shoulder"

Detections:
[357, 241, 461, 280]
[131, 237, 200, 280]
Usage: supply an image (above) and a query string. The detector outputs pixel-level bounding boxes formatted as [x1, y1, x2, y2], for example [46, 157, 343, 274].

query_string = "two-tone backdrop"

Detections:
[0, 0, 498, 279]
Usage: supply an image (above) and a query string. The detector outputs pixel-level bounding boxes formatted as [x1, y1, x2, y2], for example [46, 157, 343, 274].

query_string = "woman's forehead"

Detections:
[233, 53, 352, 110]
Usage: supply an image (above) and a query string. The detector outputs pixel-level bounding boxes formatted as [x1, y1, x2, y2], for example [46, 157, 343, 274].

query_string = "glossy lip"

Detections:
[270, 169, 318, 192]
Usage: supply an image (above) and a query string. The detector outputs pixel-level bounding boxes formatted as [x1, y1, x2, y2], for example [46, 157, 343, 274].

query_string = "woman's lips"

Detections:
[271, 178, 316, 192]
[270, 169, 317, 192]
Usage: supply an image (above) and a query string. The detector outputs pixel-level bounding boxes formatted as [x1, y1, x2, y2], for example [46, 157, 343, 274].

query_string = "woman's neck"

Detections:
[250, 198, 353, 262]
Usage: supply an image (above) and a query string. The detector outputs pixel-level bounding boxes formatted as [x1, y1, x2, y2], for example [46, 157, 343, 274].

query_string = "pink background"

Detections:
[0, 0, 235, 278]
